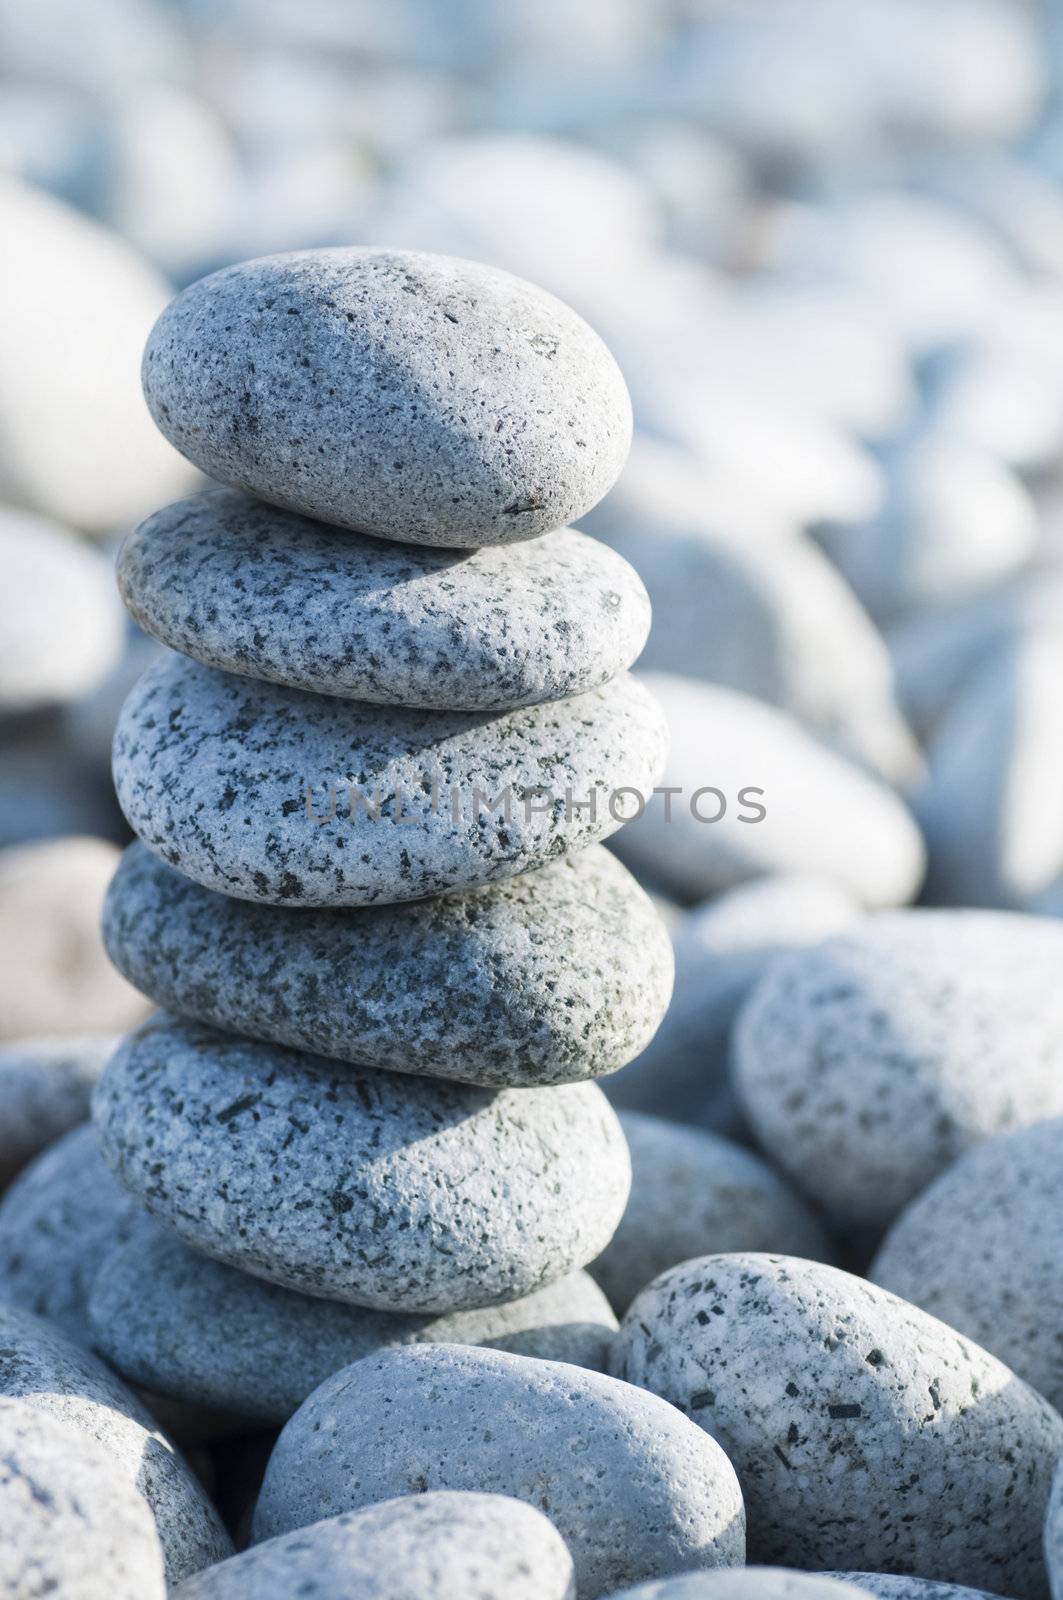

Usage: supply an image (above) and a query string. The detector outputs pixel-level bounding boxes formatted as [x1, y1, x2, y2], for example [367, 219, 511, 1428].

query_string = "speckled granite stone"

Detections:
[732, 909, 1063, 1228]
[1046, 1460, 1063, 1600]
[0, 1397, 167, 1600]
[827, 1577, 1010, 1600]
[252, 1344, 745, 1600]
[0, 1124, 143, 1344]
[0, 1033, 117, 1188]
[142, 248, 632, 547]
[174, 1492, 576, 1600]
[103, 842, 672, 1087]
[870, 1118, 1063, 1411]
[89, 1227, 617, 1421]
[93, 1015, 631, 1312]
[590, 1112, 830, 1314]
[611, 1254, 1063, 1599]
[604, 1571, 872, 1600]
[0, 1303, 231, 1584]
[118, 489, 650, 709]
[112, 652, 668, 906]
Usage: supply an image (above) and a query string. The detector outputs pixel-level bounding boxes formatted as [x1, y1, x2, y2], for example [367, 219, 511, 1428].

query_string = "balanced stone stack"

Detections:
[91, 247, 675, 1422]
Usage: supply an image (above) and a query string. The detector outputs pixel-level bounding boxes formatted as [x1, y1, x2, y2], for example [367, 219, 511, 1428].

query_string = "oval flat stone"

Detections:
[89, 1227, 617, 1422]
[0, 1303, 231, 1584]
[612, 1253, 1063, 1599]
[0, 1033, 116, 1189]
[93, 1015, 631, 1312]
[103, 842, 673, 1087]
[0, 1398, 167, 1600]
[870, 1118, 1063, 1411]
[0, 1125, 142, 1345]
[142, 247, 632, 547]
[590, 1113, 830, 1315]
[252, 1343, 746, 1600]
[112, 653, 668, 906]
[733, 909, 1063, 1228]
[118, 489, 650, 710]
[173, 1491, 575, 1600]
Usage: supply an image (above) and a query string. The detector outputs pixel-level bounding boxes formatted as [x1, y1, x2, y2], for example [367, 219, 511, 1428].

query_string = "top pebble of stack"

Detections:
[141, 247, 632, 547]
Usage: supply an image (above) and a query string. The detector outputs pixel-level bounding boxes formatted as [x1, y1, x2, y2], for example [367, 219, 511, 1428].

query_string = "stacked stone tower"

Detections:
[91, 247, 674, 1419]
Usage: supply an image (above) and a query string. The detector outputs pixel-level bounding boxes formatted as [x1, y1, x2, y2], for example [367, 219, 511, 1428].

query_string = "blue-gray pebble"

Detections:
[141, 248, 632, 547]
[102, 841, 673, 1087]
[92, 1015, 631, 1312]
[112, 651, 668, 906]
[118, 489, 650, 709]
[251, 1343, 746, 1600]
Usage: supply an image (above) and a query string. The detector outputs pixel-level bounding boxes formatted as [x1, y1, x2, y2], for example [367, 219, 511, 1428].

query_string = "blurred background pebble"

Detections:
[3, 0, 1063, 1175]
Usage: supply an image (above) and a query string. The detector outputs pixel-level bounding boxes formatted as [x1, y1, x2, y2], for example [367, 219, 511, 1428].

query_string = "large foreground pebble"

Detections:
[142, 247, 632, 547]
[606, 874, 858, 1134]
[733, 909, 1063, 1226]
[0, 1125, 141, 1343]
[103, 841, 673, 1087]
[590, 1113, 830, 1314]
[613, 674, 924, 909]
[612, 1254, 1063, 1599]
[829, 1578, 1009, 1600]
[252, 1344, 745, 1599]
[94, 1015, 631, 1311]
[0, 1033, 115, 1188]
[90, 1228, 617, 1421]
[0, 506, 124, 711]
[119, 489, 650, 710]
[175, 1491, 575, 1600]
[870, 1119, 1063, 1411]
[1047, 1462, 1063, 1600]
[0, 1397, 167, 1600]
[113, 652, 668, 906]
[605, 1573, 871, 1600]
[0, 836, 149, 1039]
[0, 1303, 231, 1583]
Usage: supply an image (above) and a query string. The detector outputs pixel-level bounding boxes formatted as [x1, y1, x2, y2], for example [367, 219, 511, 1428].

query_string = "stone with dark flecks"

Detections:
[1046, 1460, 1063, 1600]
[93, 1014, 631, 1312]
[142, 247, 632, 548]
[173, 1491, 576, 1600]
[0, 1397, 167, 1600]
[252, 1343, 745, 1600]
[112, 652, 668, 907]
[602, 1571, 874, 1600]
[0, 1302, 231, 1584]
[89, 1226, 618, 1422]
[0, 1033, 117, 1188]
[732, 908, 1063, 1228]
[870, 1118, 1063, 1411]
[589, 1112, 831, 1315]
[118, 489, 650, 710]
[0, 1124, 143, 1345]
[102, 841, 672, 1088]
[611, 1253, 1063, 1600]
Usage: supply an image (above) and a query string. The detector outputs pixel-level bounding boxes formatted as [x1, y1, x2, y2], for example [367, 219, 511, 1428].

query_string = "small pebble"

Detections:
[93, 1014, 631, 1312]
[118, 488, 650, 710]
[733, 909, 1063, 1227]
[0, 1033, 116, 1188]
[0, 1396, 167, 1600]
[113, 652, 668, 907]
[252, 1343, 746, 1600]
[103, 840, 674, 1088]
[142, 247, 632, 547]
[0, 837, 150, 1039]
[0, 1124, 142, 1344]
[0, 1302, 231, 1584]
[173, 1490, 575, 1600]
[590, 1112, 830, 1314]
[870, 1118, 1063, 1410]
[611, 1253, 1063, 1598]
[90, 1227, 617, 1422]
